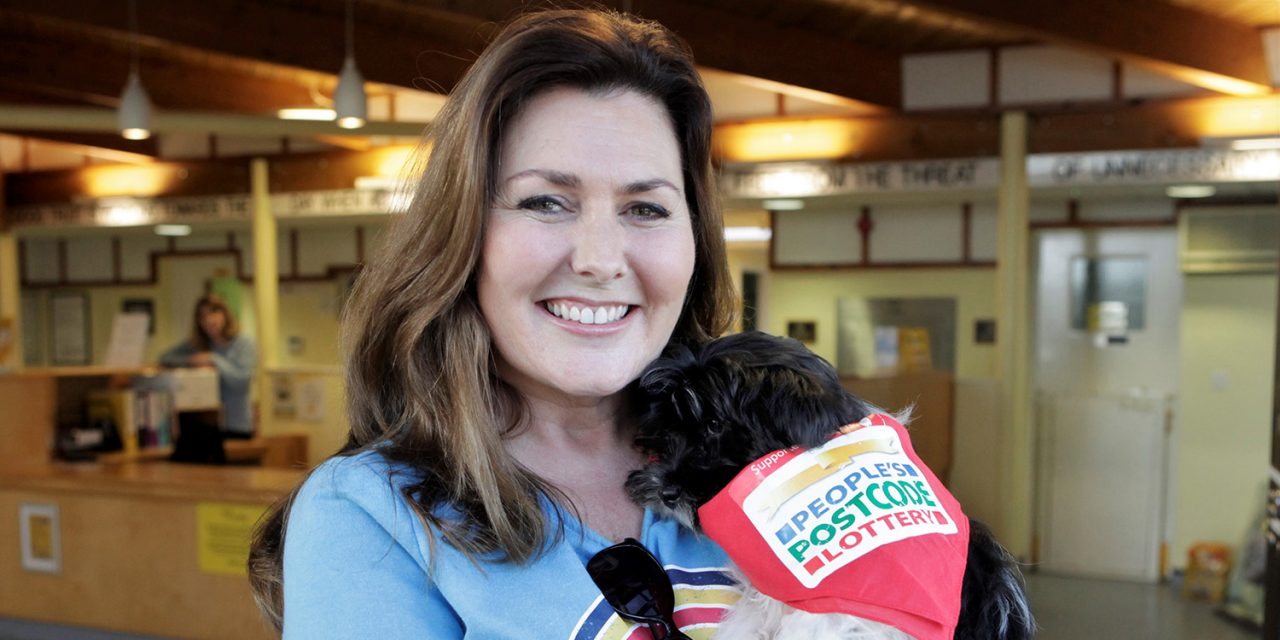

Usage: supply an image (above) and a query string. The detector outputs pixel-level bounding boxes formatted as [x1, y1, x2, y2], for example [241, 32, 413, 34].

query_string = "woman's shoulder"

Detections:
[294, 450, 421, 520]
[286, 449, 438, 569]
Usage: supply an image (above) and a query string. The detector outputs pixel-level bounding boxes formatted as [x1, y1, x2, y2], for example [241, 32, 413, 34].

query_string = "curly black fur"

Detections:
[626, 331, 1035, 640]
[626, 331, 872, 522]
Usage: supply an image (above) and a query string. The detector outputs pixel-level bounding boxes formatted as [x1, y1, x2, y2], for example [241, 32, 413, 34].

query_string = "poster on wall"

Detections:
[50, 292, 90, 366]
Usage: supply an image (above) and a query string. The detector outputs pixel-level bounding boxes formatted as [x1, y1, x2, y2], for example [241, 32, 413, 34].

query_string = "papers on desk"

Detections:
[103, 312, 151, 367]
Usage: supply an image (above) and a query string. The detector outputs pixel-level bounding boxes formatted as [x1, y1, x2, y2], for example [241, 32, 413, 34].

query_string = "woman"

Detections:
[159, 293, 256, 438]
[249, 9, 737, 637]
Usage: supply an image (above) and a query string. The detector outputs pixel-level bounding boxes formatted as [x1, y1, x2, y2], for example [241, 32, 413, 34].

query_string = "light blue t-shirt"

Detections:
[282, 450, 741, 639]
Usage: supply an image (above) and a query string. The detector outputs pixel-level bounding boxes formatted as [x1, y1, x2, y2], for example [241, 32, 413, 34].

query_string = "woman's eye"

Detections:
[628, 202, 671, 220]
[516, 196, 565, 213]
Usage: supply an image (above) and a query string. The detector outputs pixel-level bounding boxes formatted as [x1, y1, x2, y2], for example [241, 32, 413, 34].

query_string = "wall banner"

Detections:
[5, 188, 403, 229]
[721, 149, 1280, 199]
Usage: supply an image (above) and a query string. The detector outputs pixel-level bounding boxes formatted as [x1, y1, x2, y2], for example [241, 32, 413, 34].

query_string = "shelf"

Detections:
[12, 365, 159, 379]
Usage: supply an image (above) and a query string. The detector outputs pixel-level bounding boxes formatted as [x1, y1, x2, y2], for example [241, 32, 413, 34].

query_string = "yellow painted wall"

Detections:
[765, 268, 998, 380]
[22, 285, 176, 367]
[1175, 273, 1277, 568]
[759, 266, 1009, 543]
[277, 281, 344, 367]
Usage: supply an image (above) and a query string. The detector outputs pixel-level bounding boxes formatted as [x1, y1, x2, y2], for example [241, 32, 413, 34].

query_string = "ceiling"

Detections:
[0, 0, 1275, 172]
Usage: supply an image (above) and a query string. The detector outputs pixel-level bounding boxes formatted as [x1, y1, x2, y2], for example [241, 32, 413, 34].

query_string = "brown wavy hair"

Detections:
[190, 293, 239, 351]
[247, 8, 736, 629]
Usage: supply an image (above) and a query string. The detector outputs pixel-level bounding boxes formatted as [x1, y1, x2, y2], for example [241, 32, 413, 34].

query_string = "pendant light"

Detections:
[118, 0, 152, 140]
[334, 0, 367, 129]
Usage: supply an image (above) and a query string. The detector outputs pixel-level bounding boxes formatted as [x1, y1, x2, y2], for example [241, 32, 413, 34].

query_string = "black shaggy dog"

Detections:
[626, 331, 1034, 640]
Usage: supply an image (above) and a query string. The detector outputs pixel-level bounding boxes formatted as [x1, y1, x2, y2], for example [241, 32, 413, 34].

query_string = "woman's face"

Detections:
[478, 87, 696, 404]
[198, 306, 227, 341]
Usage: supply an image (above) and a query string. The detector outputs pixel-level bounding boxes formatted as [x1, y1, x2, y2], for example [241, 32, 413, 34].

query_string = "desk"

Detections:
[95, 434, 309, 468]
[0, 462, 302, 639]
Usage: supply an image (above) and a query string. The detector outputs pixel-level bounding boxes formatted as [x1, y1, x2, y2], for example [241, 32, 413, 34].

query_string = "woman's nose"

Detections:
[570, 210, 627, 282]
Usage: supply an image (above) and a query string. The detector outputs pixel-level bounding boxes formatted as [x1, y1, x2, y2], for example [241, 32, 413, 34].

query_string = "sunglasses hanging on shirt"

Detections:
[586, 538, 692, 640]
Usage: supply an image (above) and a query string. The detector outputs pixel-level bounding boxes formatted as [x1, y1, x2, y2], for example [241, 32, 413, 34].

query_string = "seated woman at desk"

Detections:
[159, 294, 257, 438]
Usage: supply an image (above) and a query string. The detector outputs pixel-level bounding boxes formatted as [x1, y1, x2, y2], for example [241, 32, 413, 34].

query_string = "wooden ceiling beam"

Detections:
[0, 0, 480, 100]
[0, 25, 324, 114]
[381, 0, 904, 106]
[902, 0, 1273, 95]
[628, 0, 901, 107]
[0, 131, 159, 159]
[713, 94, 1280, 163]
[2, 0, 902, 107]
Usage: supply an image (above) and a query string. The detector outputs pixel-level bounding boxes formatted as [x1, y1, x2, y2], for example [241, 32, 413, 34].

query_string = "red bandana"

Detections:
[697, 413, 969, 640]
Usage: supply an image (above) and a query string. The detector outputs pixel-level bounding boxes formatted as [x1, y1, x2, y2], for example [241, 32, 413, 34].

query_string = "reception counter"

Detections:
[0, 461, 303, 639]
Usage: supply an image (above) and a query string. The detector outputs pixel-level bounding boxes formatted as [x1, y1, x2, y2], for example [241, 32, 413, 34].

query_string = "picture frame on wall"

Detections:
[49, 291, 90, 366]
[787, 320, 817, 343]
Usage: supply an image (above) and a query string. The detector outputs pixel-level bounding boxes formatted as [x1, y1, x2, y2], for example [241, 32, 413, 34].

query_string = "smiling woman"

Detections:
[481, 88, 696, 405]
[247, 8, 738, 639]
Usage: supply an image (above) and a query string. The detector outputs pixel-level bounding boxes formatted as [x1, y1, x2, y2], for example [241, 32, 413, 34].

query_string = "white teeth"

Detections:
[545, 301, 631, 325]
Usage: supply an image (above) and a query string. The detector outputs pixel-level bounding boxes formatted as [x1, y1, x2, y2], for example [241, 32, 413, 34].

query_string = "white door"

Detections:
[1033, 227, 1181, 582]
[1039, 391, 1169, 581]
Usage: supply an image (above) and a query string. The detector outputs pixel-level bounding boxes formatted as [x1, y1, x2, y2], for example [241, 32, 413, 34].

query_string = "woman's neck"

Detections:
[510, 391, 628, 454]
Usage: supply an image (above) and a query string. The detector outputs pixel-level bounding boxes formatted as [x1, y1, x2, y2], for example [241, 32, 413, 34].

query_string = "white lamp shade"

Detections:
[334, 55, 367, 129]
[118, 70, 152, 140]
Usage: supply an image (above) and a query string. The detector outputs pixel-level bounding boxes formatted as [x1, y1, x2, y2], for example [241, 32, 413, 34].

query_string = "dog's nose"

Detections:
[660, 485, 682, 507]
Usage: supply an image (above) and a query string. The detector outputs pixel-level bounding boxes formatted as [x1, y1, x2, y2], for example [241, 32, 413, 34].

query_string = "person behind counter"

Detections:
[159, 293, 257, 438]
[247, 8, 737, 638]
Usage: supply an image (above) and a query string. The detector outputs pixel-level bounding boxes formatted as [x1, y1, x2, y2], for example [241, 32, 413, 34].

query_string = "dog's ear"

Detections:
[957, 519, 1036, 640]
[638, 342, 698, 397]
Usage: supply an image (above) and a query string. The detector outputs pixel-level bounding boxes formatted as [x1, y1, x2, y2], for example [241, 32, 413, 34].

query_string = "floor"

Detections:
[1025, 572, 1262, 640]
[0, 573, 1265, 639]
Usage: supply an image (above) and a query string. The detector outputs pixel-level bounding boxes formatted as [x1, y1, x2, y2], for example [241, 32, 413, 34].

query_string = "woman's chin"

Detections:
[553, 375, 635, 401]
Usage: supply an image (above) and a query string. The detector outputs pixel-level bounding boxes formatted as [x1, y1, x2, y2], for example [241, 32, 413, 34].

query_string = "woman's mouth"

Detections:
[542, 300, 632, 326]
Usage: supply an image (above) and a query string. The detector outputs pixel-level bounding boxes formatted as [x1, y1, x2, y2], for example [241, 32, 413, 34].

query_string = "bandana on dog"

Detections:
[698, 413, 969, 640]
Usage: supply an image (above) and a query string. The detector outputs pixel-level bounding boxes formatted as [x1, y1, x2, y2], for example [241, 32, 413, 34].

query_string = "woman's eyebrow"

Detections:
[622, 178, 682, 196]
[502, 169, 681, 196]
[504, 168, 580, 188]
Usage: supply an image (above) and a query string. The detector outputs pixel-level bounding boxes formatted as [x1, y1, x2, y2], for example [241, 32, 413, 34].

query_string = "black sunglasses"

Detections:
[586, 538, 692, 640]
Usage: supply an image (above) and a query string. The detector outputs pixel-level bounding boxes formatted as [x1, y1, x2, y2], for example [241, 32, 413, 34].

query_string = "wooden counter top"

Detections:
[0, 460, 305, 504]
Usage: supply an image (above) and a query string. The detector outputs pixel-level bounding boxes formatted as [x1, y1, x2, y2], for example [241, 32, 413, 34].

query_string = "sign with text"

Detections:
[720, 149, 1280, 199]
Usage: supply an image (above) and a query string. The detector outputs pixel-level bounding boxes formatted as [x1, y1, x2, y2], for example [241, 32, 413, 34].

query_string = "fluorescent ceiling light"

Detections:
[154, 224, 192, 237]
[278, 108, 336, 121]
[724, 226, 772, 242]
[761, 198, 805, 211]
[1166, 185, 1216, 199]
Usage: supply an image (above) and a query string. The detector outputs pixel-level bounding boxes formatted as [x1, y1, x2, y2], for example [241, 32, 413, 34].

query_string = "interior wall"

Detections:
[1175, 273, 1278, 569]
[766, 268, 997, 380]
[277, 281, 343, 367]
[725, 245, 770, 332]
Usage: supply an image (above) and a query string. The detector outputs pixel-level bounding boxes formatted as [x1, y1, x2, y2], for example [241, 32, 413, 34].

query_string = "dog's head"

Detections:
[626, 331, 871, 527]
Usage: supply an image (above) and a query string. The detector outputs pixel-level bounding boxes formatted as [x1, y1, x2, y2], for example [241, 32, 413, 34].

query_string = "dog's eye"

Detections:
[707, 418, 725, 434]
